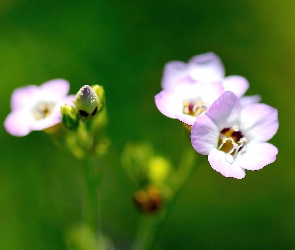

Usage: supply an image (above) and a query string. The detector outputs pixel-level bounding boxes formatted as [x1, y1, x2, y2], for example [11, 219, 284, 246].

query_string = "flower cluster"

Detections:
[155, 52, 278, 179]
[121, 143, 174, 213]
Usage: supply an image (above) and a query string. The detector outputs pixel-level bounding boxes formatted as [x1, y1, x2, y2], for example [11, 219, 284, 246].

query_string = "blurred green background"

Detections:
[0, 0, 294, 249]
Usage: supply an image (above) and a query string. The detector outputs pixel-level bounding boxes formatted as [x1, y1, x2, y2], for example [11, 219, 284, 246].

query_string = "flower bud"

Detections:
[133, 185, 162, 214]
[61, 104, 79, 130]
[148, 156, 171, 183]
[91, 84, 105, 105]
[75, 85, 100, 120]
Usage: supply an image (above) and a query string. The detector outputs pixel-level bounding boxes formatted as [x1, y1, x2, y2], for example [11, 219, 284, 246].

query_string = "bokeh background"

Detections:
[0, 0, 294, 249]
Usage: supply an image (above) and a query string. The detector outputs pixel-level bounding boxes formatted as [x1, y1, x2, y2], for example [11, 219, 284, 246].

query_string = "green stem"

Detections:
[83, 155, 101, 234]
[131, 215, 160, 250]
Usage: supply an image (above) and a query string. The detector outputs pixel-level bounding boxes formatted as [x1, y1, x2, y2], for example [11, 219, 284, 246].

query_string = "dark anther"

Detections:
[79, 110, 89, 117]
[91, 106, 98, 116]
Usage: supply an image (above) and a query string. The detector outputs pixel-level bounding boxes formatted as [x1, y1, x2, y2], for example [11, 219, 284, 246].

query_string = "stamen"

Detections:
[233, 125, 239, 132]
[183, 98, 209, 117]
[217, 125, 247, 157]
[33, 102, 54, 120]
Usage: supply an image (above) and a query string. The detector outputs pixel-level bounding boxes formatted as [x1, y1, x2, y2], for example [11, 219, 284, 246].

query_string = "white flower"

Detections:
[4, 79, 75, 136]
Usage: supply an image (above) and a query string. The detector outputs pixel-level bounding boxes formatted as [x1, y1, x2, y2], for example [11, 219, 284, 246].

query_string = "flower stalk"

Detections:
[131, 146, 198, 250]
[83, 155, 101, 234]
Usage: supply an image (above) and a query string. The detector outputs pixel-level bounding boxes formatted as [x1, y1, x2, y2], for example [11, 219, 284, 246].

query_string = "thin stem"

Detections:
[131, 215, 160, 250]
[83, 154, 101, 234]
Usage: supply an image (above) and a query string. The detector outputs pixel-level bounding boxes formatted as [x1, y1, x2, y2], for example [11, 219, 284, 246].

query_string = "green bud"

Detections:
[148, 156, 171, 183]
[61, 104, 79, 130]
[91, 85, 105, 105]
[75, 85, 100, 120]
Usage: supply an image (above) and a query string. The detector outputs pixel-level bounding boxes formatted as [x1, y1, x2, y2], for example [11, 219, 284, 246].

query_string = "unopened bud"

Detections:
[61, 104, 79, 130]
[91, 85, 105, 104]
[75, 85, 100, 120]
[133, 185, 162, 214]
[148, 156, 170, 183]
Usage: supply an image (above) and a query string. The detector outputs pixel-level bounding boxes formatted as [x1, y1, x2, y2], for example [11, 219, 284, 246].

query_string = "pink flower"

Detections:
[190, 91, 278, 179]
[155, 52, 260, 125]
[4, 79, 75, 137]
[155, 82, 224, 125]
[155, 52, 261, 126]
[161, 52, 249, 96]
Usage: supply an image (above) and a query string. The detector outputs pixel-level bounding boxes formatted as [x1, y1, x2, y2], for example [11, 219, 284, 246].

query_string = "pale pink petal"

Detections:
[11, 85, 39, 110]
[155, 91, 180, 118]
[4, 109, 34, 136]
[222, 75, 249, 97]
[206, 91, 241, 130]
[200, 81, 225, 104]
[191, 115, 219, 155]
[161, 61, 193, 90]
[40, 79, 70, 99]
[208, 149, 246, 179]
[240, 95, 261, 107]
[175, 113, 196, 125]
[240, 103, 278, 143]
[172, 83, 201, 100]
[173, 82, 224, 105]
[240, 143, 278, 170]
[188, 52, 225, 83]
[61, 95, 76, 106]
[28, 115, 61, 131]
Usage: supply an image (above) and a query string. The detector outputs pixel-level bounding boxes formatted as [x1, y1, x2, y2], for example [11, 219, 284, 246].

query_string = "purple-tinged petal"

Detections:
[61, 95, 76, 106]
[222, 75, 249, 97]
[173, 82, 221, 101]
[28, 115, 61, 131]
[208, 149, 246, 179]
[240, 143, 278, 170]
[4, 109, 34, 136]
[240, 95, 261, 107]
[207, 91, 241, 130]
[240, 103, 278, 143]
[161, 61, 193, 90]
[175, 113, 196, 126]
[40, 79, 70, 99]
[188, 52, 225, 83]
[199, 81, 224, 104]
[155, 90, 180, 118]
[11, 85, 39, 110]
[191, 114, 219, 155]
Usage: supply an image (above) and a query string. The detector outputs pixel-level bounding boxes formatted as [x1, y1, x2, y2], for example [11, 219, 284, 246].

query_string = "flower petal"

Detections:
[199, 81, 224, 104]
[240, 95, 261, 107]
[175, 113, 196, 125]
[61, 95, 76, 106]
[240, 103, 278, 143]
[11, 85, 39, 110]
[191, 114, 219, 155]
[240, 143, 278, 170]
[155, 90, 180, 118]
[28, 115, 61, 131]
[206, 91, 241, 130]
[222, 75, 249, 97]
[208, 149, 246, 179]
[40, 79, 70, 100]
[188, 52, 225, 83]
[161, 61, 193, 90]
[4, 109, 34, 136]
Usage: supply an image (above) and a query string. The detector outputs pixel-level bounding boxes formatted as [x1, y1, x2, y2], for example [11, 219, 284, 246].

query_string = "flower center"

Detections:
[32, 102, 55, 120]
[218, 125, 247, 156]
[182, 98, 209, 117]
